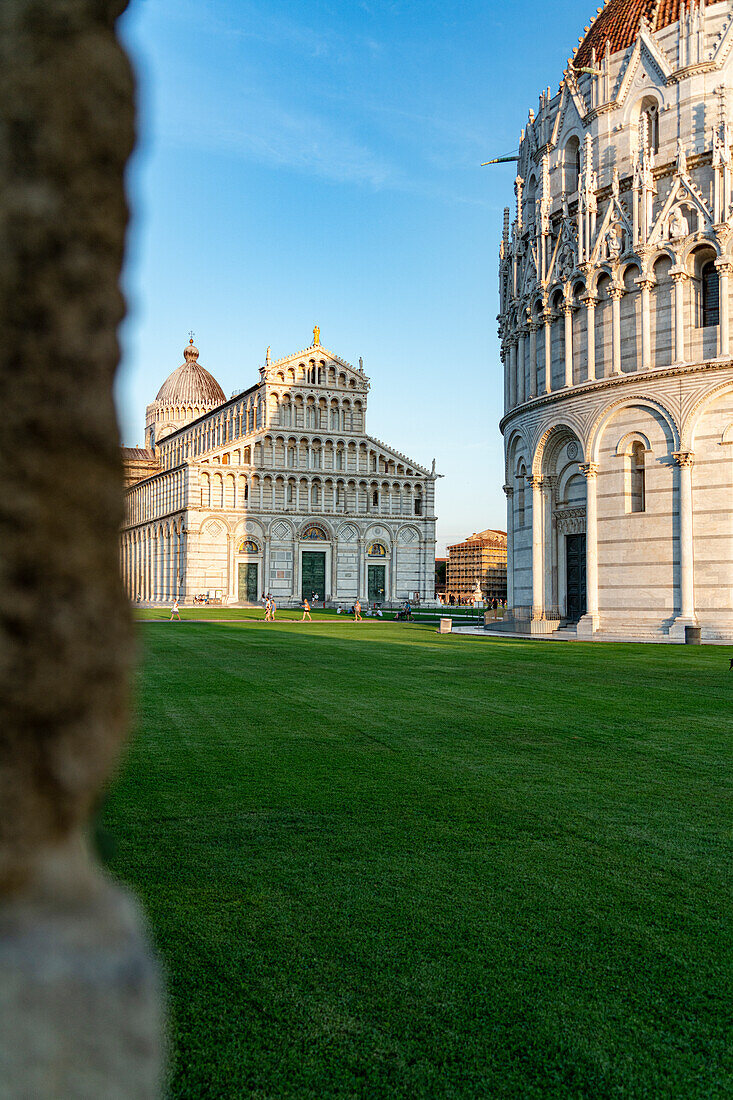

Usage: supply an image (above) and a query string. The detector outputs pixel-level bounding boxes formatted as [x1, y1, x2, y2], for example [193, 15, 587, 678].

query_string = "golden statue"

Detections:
[313, 324, 320, 345]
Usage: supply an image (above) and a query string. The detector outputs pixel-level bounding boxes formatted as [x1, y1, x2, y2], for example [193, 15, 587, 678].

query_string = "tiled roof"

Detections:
[122, 447, 156, 460]
[575, 0, 723, 67]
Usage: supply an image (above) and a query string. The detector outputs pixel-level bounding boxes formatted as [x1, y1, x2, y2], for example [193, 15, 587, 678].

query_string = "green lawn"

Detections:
[102, 620, 732, 1099]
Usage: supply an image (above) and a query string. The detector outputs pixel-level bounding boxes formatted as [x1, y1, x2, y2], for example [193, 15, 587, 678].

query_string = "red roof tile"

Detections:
[575, 0, 723, 67]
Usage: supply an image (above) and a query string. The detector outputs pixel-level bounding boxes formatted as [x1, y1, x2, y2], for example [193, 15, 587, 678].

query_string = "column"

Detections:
[180, 527, 188, 601]
[577, 463, 599, 634]
[329, 542, 337, 603]
[516, 331, 526, 404]
[671, 269, 687, 365]
[263, 536, 270, 596]
[543, 479, 555, 619]
[390, 545, 398, 602]
[542, 309, 553, 393]
[583, 296, 597, 381]
[356, 538, 362, 601]
[509, 340, 518, 409]
[673, 451, 696, 623]
[563, 303, 574, 387]
[716, 261, 731, 359]
[529, 322, 538, 398]
[502, 348, 509, 414]
[293, 542, 300, 601]
[610, 287, 623, 374]
[637, 276, 654, 371]
[528, 475, 544, 620]
[503, 485, 514, 614]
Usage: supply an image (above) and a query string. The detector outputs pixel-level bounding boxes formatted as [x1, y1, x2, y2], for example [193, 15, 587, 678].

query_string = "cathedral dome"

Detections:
[155, 340, 226, 406]
[575, 0, 723, 67]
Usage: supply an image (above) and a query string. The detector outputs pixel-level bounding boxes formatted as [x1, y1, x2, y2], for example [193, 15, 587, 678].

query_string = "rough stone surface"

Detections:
[0, 2, 162, 1094]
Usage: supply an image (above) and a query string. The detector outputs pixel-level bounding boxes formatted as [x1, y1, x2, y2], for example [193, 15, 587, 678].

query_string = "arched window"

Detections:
[564, 136, 580, 195]
[372, 489, 379, 508]
[639, 97, 659, 156]
[414, 492, 423, 516]
[702, 262, 719, 328]
[629, 443, 646, 513]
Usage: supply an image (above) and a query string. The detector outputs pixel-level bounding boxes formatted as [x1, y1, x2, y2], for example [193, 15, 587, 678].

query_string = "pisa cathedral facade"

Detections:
[121, 333, 437, 606]
[499, 0, 733, 640]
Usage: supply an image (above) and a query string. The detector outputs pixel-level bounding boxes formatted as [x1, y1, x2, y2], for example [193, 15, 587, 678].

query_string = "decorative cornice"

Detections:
[499, 358, 733, 434]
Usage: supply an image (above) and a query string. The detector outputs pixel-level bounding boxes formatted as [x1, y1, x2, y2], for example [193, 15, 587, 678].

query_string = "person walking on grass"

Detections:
[353, 598, 362, 622]
[170, 597, 181, 621]
[269, 597, 277, 621]
[264, 596, 271, 622]
[302, 597, 312, 622]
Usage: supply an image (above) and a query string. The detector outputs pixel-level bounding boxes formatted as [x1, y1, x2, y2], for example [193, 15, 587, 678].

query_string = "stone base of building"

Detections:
[667, 616, 699, 641]
[576, 612, 600, 637]
[529, 617, 562, 634]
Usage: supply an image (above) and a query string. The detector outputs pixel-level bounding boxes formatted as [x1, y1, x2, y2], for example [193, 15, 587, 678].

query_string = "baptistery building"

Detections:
[121, 332, 437, 605]
[498, 0, 733, 640]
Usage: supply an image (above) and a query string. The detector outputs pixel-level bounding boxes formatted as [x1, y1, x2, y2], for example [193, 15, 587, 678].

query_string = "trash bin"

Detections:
[438, 618, 452, 634]
[684, 625, 701, 645]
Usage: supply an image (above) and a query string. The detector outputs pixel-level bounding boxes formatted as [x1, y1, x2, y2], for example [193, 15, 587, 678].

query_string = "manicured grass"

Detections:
[134, 606, 483, 622]
[102, 621, 732, 1098]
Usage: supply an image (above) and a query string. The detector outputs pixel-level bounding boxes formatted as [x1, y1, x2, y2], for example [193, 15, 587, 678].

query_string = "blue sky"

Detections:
[117, 0, 593, 552]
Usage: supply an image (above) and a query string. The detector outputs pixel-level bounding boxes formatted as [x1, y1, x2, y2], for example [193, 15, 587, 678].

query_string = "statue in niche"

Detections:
[676, 138, 688, 177]
[605, 221, 622, 261]
[559, 244, 575, 282]
[669, 207, 689, 239]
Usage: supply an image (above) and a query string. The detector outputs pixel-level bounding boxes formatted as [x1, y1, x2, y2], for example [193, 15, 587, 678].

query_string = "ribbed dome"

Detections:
[155, 340, 226, 406]
[575, 0, 723, 67]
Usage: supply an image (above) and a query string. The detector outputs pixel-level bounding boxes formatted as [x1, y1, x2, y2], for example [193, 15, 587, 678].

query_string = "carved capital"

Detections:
[635, 275, 655, 291]
[502, 484, 514, 497]
[669, 266, 689, 282]
[526, 475, 544, 489]
[582, 294, 599, 309]
[608, 286, 625, 302]
[714, 259, 733, 276]
[673, 450, 695, 468]
[579, 462, 599, 480]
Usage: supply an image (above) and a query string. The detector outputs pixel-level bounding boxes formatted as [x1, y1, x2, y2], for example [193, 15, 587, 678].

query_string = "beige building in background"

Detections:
[446, 529, 508, 603]
[498, 0, 733, 640]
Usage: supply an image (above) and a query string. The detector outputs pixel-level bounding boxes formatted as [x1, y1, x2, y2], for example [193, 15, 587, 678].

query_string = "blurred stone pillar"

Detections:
[0, 1, 162, 1096]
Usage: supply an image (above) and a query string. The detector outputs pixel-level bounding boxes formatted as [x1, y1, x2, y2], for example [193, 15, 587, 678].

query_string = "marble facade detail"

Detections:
[498, 0, 733, 640]
[121, 340, 438, 605]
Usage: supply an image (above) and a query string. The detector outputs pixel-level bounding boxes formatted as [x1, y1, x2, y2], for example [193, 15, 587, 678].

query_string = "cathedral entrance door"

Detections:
[368, 564, 386, 604]
[565, 534, 586, 621]
[301, 551, 326, 601]
[238, 562, 259, 603]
